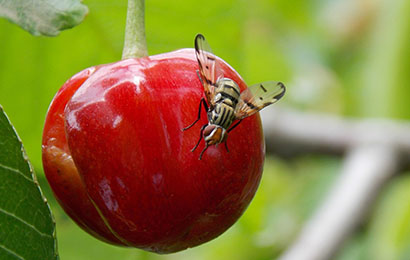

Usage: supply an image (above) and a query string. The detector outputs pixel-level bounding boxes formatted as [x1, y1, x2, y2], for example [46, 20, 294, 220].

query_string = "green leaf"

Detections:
[0, 0, 88, 36]
[367, 175, 410, 260]
[0, 106, 57, 260]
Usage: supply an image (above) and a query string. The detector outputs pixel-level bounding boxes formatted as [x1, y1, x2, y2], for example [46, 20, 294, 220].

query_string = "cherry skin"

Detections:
[42, 48, 265, 253]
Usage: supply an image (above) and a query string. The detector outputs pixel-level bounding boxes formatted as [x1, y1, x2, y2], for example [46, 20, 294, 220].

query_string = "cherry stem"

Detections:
[122, 0, 148, 59]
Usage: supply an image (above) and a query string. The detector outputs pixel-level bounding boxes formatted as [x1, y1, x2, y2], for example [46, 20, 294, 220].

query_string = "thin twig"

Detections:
[262, 107, 410, 161]
[278, 145, 398, 260]
[260, 107, 408, 260]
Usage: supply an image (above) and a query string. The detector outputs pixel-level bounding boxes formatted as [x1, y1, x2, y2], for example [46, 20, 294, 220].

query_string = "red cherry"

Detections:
[42, 48, 264, 253]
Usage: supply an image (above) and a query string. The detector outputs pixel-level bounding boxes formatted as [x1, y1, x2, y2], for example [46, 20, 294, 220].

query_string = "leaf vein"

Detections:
[0, 163, 33, 183]
[0, 208, 52, 238]
[0, 244, 24, 260]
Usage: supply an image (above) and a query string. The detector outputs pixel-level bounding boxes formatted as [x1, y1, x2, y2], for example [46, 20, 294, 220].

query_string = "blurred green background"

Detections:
[1, 0, 410, 259]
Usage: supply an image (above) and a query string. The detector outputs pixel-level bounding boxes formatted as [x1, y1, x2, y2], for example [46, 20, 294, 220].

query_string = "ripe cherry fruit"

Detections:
[42, 48, 265, 253]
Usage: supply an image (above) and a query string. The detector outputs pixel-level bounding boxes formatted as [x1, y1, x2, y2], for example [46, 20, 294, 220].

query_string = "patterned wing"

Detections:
[235, 81, 285, 119]
[195, 34, 223, 106]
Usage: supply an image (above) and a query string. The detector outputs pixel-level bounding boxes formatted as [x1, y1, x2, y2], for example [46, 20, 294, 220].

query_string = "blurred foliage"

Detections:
[0, 0, 88, 36]
[1, 0, 410, 259]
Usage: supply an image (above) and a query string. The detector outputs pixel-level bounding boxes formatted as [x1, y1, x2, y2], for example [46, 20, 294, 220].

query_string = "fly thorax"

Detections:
[203, 125, 227, 145]
[222, 98, 234, 107]
[214, 78, 240, 107]
[214, 93, 223, 103]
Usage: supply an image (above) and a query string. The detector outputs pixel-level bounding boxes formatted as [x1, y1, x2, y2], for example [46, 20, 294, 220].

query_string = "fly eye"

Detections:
[203, 125, 216, 136]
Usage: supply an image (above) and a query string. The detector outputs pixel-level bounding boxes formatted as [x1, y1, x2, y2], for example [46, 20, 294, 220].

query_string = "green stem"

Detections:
[122, 0, 148, 59]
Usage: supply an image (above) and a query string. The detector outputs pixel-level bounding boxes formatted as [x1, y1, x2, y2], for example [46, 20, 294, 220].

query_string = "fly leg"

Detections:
[227, 119, 242, 133]
[199, 143, 209, 160]
[191, 124, 207, 152]
[182, 98, 208, 131]
[223, 119, 242, 153]
[224, 141, 229, 153]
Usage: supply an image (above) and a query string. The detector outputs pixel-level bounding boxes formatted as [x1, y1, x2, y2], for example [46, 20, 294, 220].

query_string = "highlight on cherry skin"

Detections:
[42, 48, 266, 253]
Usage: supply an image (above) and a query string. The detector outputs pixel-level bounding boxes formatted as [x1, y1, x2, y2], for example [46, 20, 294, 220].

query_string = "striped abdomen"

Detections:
[210, 103, 236, 129]
[209, 78, 240, 129]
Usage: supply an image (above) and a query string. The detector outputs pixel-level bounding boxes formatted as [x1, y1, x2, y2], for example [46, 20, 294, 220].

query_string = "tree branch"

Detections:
[278, 145, 398, 260]
[260, 107, 409, 259]
[262, 107, 410, 162]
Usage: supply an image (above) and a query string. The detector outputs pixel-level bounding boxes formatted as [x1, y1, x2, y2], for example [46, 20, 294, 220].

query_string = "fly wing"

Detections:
[235, 81, 285, 119]
[195, 34, 223, 106]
